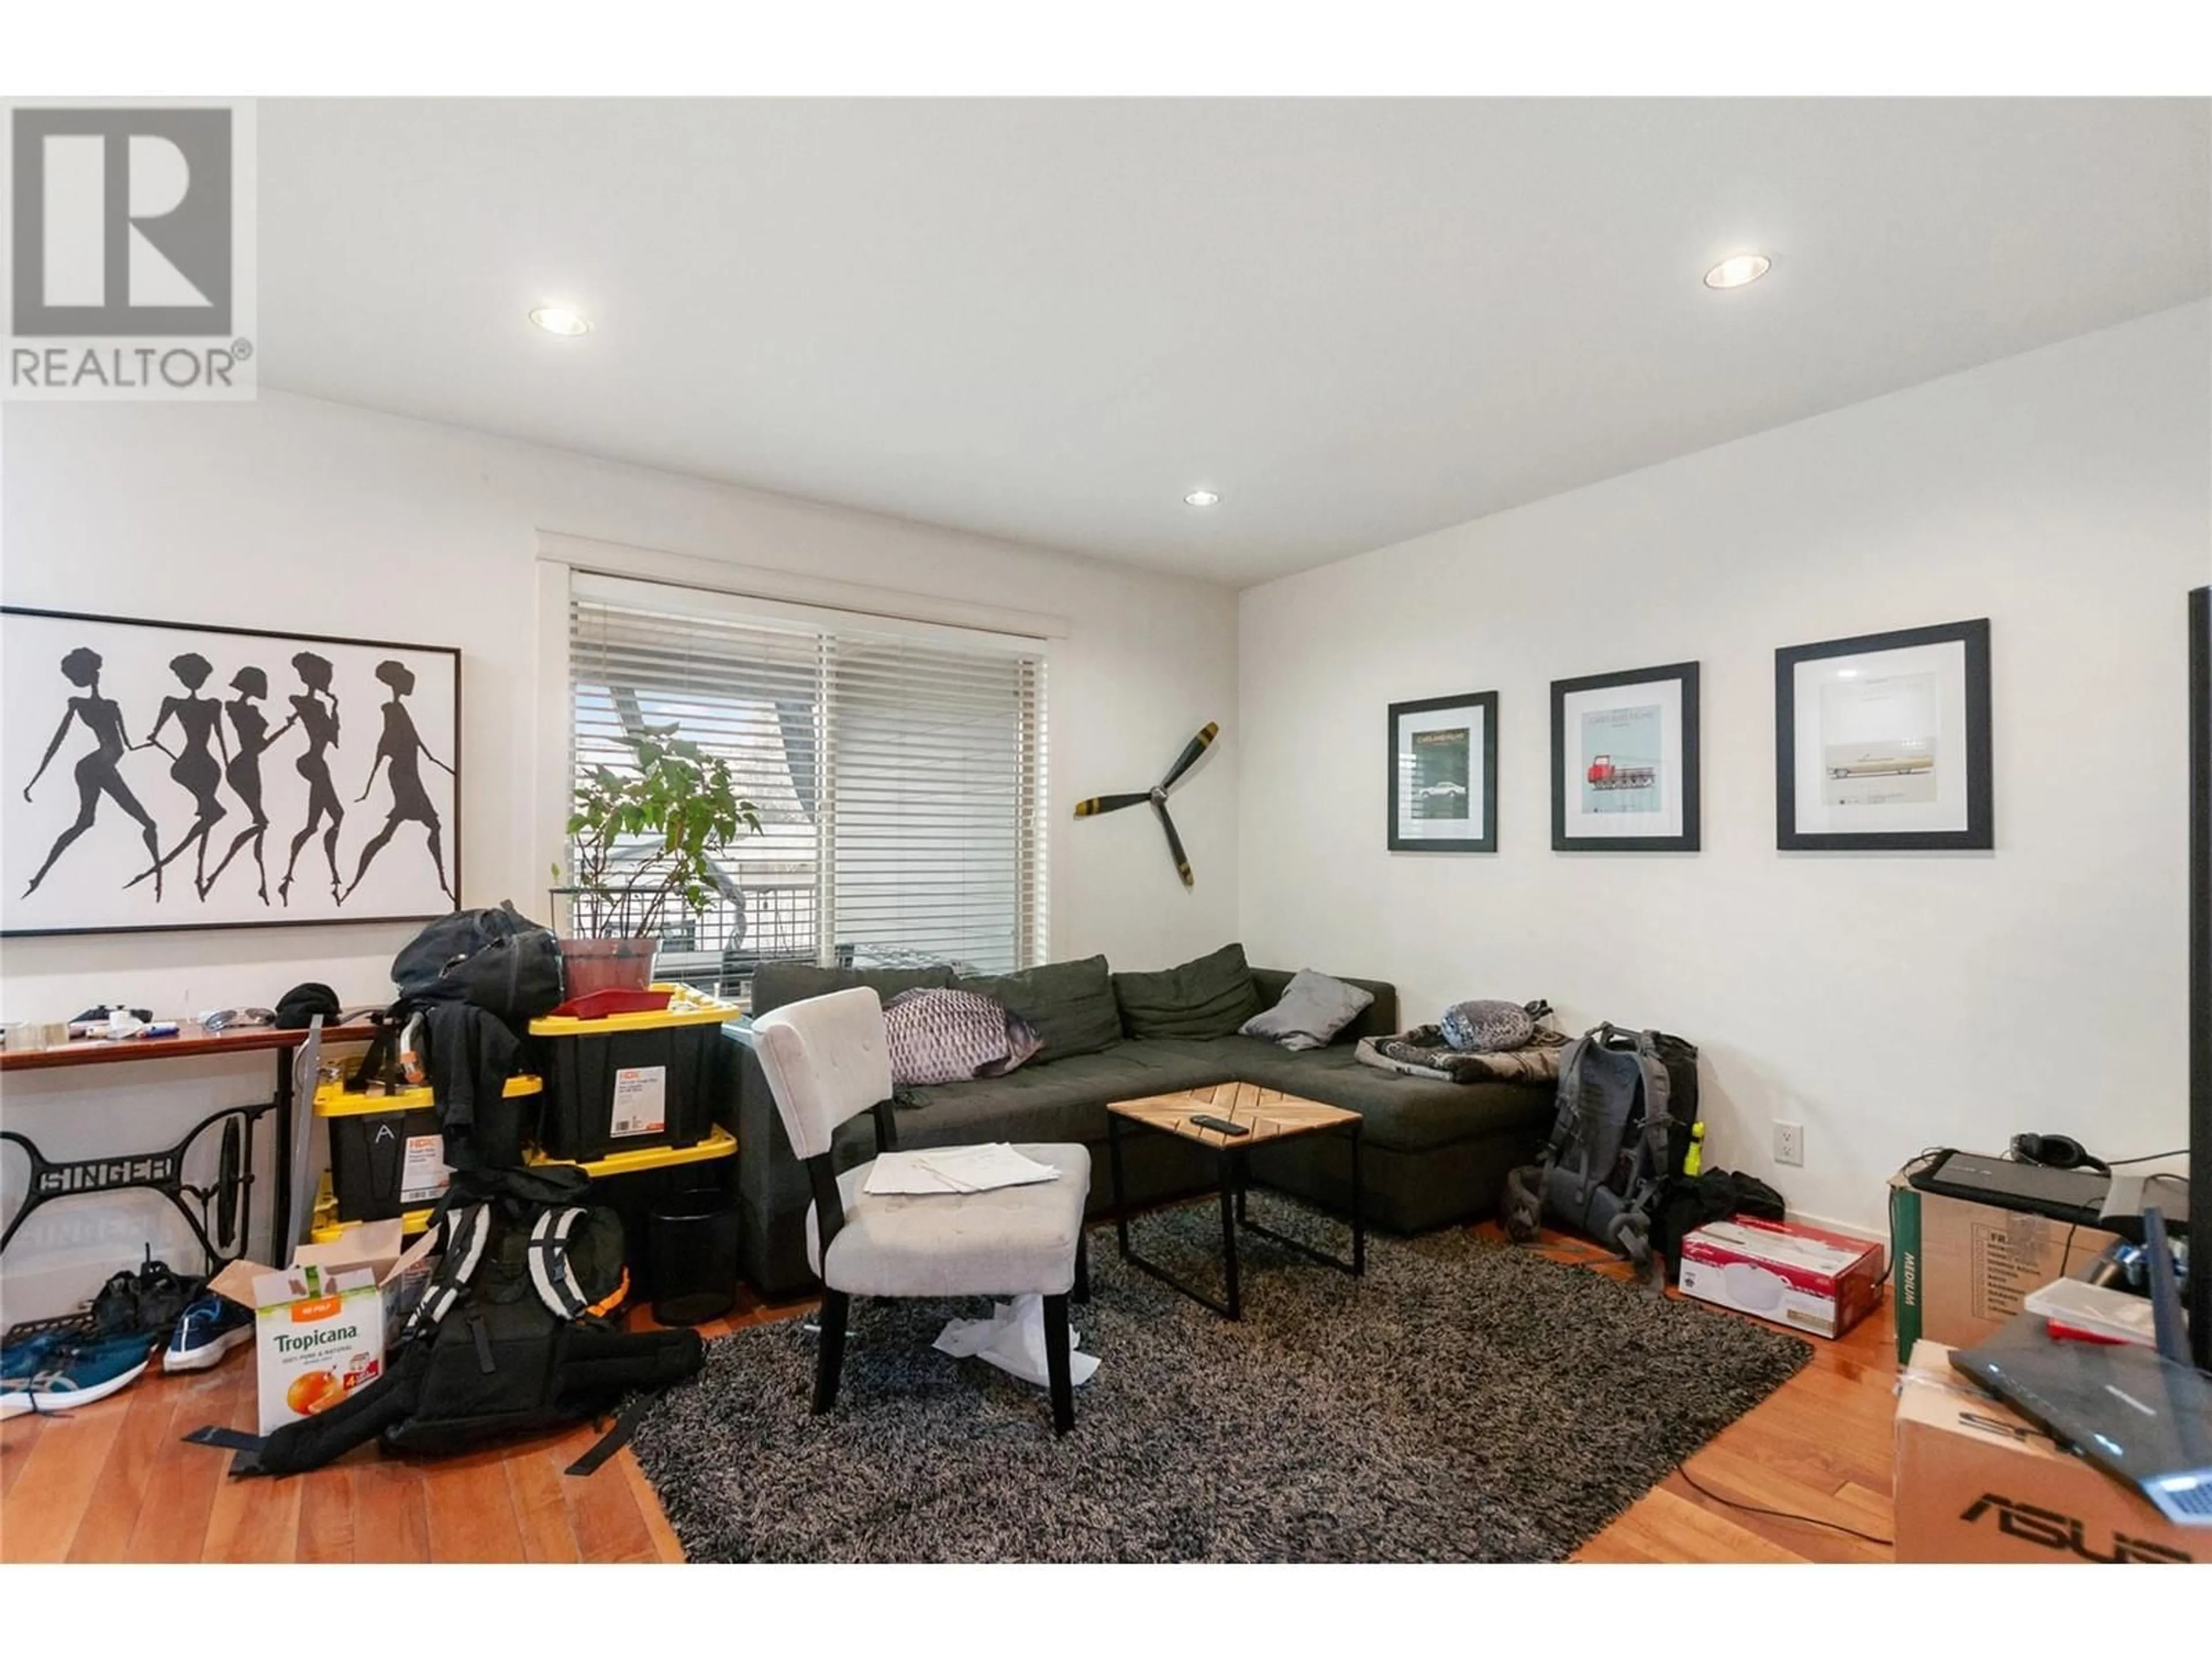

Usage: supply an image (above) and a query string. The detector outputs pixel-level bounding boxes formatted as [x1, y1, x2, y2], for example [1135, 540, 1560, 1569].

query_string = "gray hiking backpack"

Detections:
[1501, 1023, 1698, 1267]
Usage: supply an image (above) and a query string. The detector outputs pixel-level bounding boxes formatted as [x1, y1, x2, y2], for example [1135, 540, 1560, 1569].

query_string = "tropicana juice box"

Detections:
[252, 1266, 389, 1433]
[209, 1219, 438, 1435]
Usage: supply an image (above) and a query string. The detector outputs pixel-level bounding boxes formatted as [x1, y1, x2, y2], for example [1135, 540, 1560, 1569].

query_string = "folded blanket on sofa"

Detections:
[1355, 1023, 1568, 1085]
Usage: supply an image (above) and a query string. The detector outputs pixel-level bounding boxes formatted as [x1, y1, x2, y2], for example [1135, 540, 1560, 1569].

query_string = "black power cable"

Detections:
[1673, 1462, 1896, 1549]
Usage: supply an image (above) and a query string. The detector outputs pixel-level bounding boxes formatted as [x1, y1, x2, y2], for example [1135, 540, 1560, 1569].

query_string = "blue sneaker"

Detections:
[1, 1329, 156, 1419]
[164, 1294, 253, 1372]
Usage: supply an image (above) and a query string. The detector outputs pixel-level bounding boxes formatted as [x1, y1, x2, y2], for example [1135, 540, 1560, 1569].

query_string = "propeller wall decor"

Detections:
[1074, 722, 1219, 887]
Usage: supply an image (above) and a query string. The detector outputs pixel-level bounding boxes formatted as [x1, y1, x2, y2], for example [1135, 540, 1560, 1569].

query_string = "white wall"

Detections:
[1237, 303, 2211, 1233]
[0, 389, 1239, 1318]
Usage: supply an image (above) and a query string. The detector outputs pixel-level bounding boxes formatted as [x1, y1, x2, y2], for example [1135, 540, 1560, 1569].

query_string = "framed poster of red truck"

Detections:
[1550, 660, 1700, 853]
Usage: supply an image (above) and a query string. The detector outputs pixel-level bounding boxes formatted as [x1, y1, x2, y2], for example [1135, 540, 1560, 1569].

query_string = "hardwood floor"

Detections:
[0, 1225, 1898, 1563]
[1531, 1229, 1899, 1564]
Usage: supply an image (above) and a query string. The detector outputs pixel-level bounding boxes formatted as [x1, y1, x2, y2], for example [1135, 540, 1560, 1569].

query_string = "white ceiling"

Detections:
[259, 98, 2210, 587]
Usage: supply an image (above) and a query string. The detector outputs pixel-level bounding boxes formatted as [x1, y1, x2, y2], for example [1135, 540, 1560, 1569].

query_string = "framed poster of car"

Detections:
[1775, 618, 1991, 851]
[1388, 691, 1497, 853]
[1551, 661, 1700, 853]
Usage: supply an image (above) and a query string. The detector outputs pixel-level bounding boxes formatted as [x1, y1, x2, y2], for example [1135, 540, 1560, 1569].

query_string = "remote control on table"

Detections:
[1186, 1113, 1250, 1137]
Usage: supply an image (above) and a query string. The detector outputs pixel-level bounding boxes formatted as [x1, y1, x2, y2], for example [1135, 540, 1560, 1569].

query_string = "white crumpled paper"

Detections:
[933, 1294, 1100, 1388]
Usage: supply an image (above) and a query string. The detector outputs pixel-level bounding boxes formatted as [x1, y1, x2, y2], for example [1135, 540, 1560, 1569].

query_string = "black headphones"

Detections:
[2009, 1132, 2111, 1176]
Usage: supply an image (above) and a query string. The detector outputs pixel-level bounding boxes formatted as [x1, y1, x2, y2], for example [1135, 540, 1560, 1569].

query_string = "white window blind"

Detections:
[567, 575, 1047, 995]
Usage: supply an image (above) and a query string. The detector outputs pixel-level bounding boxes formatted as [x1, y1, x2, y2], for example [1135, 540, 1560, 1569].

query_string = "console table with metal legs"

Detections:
[0, 1021, 377, 1327]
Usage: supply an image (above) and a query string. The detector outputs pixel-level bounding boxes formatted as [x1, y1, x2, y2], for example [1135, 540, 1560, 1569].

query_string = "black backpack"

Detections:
[350, 902, 567, 1163]
[391, 900, 564, 1022]
[1501, 1024, 1700, 1266]
[203, 1167, 702, 1478]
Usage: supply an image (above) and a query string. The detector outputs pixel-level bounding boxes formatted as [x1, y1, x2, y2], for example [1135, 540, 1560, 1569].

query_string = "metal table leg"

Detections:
[1351, 1118, 1365, 1276]
[1231, 1119, 1366, 1281]
[1111, 1115, 1242, 1319]
[1109, 1108, 1130, 1260]
[1217, 1149, 1242, 1320]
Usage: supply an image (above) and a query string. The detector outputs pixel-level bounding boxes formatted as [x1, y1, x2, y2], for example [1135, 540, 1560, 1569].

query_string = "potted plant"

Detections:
[553, 723, 761, 999]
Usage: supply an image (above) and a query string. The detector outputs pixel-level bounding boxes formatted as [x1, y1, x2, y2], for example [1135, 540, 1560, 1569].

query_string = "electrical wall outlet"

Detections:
[1774, 1120, 1805, 1167]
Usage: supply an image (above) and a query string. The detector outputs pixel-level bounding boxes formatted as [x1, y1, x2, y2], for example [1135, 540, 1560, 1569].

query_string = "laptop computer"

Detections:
[1951, 1209, 2212, 1528]
[1907, 1149, 2108, 1225]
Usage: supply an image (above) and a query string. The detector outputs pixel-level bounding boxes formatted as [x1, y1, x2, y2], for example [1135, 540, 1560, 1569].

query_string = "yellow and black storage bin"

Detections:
[529, 987, 736, 1162]
[315, 1074, 544, 1222]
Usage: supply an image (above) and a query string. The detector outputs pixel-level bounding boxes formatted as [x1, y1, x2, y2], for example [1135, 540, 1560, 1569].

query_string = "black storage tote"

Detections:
[529, 988, 734, 1162]
[317, 1074, 544, 1222]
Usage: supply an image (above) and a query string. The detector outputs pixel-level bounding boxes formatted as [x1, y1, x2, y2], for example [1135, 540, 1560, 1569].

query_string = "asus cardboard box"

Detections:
[1888, 1173, 2120, 1365]
[1894, 1340, 2200, 1563]
[209, 1219, 436, 1434]
[1677, 1216, 1884, 1339]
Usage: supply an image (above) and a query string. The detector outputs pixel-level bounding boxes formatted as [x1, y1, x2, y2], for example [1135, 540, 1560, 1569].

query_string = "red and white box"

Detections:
[1678, 1217, 1885, 1339]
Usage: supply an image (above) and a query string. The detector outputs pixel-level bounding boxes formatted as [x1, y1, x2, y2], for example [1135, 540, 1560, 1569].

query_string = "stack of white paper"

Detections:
[862, 1143, 1062, 1195]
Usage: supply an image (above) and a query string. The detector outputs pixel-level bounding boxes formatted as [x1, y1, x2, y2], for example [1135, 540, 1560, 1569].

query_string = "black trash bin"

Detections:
[647, 1190, 741, 1325]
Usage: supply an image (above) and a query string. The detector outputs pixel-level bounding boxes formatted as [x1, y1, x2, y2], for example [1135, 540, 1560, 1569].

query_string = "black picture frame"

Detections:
[1387, 691, 1498, 853]
[1549, 661, 1701, 853]
[1, 605, 463, 937]
[1775, 617, 1991, 853]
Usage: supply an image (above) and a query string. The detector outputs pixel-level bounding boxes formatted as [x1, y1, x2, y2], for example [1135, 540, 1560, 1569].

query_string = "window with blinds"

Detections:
[567, 575, 1047, 998]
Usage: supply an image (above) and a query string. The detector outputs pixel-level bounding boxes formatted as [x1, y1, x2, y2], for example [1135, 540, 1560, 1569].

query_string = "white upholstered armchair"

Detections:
[748, 986, 1093, 1434]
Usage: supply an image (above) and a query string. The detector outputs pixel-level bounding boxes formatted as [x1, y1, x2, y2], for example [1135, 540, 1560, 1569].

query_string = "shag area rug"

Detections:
[631, 1196, 1812, 1561]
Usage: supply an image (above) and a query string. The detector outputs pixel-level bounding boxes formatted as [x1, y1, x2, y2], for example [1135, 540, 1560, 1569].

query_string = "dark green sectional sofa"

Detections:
[730, 949, 1555, 1299]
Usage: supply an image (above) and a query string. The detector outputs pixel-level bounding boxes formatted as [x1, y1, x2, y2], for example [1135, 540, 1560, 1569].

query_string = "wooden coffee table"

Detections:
[1105, 1081, 1364, 1319]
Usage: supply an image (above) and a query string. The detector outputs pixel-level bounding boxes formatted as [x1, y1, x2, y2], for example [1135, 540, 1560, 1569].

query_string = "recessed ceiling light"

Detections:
[529, 305, 592, 336]
[1184, 489, 1220, 507]
[1703, 253, 1772, 291]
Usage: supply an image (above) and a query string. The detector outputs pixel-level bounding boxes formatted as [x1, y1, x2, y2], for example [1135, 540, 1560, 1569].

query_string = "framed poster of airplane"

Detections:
[1551, 660, 1700, 853]
[1775, 618, 1991, 852]
[1388, 690, 1497, 853]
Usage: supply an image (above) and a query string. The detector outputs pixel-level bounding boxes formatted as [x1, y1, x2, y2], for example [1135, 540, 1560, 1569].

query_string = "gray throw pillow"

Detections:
[1112, 942, 1262, 1040]
[1240, 968, 1375, 1052]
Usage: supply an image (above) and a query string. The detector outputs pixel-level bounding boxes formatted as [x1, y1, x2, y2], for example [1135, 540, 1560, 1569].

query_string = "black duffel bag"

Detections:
[347, 903, 566, 1167]
[393, 899, 563, 1021]
[1654, 1168, 1787, 1281]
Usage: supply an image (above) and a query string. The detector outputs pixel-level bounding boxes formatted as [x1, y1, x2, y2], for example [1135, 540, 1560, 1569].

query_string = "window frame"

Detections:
[552, 563, 1053, 995]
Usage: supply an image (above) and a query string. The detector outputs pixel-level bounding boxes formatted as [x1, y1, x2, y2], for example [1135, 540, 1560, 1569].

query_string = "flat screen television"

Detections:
[2190, 584, 2209, 1370]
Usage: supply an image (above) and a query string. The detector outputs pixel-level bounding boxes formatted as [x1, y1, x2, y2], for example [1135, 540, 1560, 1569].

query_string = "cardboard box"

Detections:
[1888, 1173, 2119, 1364]
[1677, 1215, 1884, 1338]
[1894, 1340, 2202, 1562]
[210, 1220, 436, 1434]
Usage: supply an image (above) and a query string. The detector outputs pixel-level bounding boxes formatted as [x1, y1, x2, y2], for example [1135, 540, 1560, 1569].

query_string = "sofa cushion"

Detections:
[1112, 942, 1262, 1040]
[888, 1041, 1236, 1149]
[751, 961, 955, 1016]
[956, 954, 1122, 1060]
[1136, 1037, 1554, 1155]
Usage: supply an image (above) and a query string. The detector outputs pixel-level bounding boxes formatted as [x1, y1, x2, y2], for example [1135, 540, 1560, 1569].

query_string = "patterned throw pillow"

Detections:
[1438, 999, 1537, 1054]
[882, 988, 1039, 1087]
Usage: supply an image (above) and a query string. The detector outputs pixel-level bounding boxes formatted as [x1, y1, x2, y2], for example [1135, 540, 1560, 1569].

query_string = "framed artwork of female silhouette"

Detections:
[2, 607, 461, 936]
